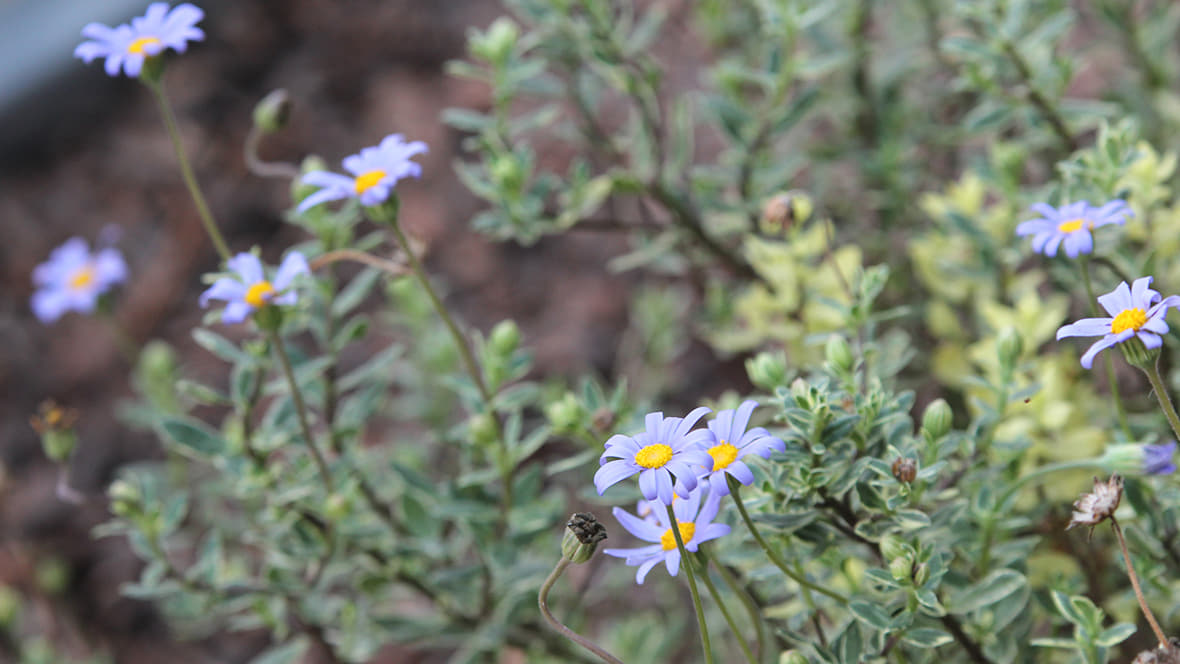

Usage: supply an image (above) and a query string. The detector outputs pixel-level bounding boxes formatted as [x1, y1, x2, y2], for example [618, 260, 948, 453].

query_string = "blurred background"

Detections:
[0, 1, 668, 661]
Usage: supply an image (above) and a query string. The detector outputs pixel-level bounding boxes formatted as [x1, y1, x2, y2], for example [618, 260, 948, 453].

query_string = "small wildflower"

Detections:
[296, 134, 428, 212]
[1015, 200, 1130, 258]
[199, 251, 309, 324]
[1056, 277, 1180, 369]
[1068, 475, 1123, 532]
[31, 237, 128, 323]
[602, 487, 730, 584]
[698, 400, 785, 496]
[74, 3, 205, 78]
[1144, 442, 1178, 476]
[594, 408, 714, 505]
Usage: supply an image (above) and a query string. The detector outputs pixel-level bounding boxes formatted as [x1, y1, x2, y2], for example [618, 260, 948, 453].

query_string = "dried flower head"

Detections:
[892, 457, 918, 483]
[1068, 475, 1123, 533]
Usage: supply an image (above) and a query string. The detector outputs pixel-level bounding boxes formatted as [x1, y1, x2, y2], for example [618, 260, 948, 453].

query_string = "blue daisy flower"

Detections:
[31, 237, 128, 323]
[698, 400, 785, 495]
[297, 134, 428, 212]
[1015, 200, 1130, 258]
[594, 408, 714, 505]
[74, 3, 205, 78]
[602, 486, 730, 584]
[1056, 276, 1180, 368]
[199, 251, 309, 324]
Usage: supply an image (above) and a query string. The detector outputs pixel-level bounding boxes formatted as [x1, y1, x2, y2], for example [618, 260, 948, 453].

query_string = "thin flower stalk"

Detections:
[728, 476, 847, 603]
[665, 503, 714, 664]
[268, 330, 334, 494]
[695, 554, 758, 664]
[1142, 360, 1180, 444]
[538, 558, 626, 664]
[1111, 517, 1170, 649]
[145, 79, 231, 260]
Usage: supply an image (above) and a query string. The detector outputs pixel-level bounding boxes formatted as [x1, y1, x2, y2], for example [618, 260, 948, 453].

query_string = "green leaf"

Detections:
[946, 569, 1026, 615]
[901, 628, 953, 648]
[248, 638, 309, 664]
[332, 268, 382, 317]
[193, 328, 253, 365]
[159, 417, 226, 457]
[849, 600, 893, 631]
[1094, 622, 1136, 647]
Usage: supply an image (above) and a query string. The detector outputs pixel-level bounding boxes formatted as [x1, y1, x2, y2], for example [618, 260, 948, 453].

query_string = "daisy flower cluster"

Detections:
[594, 401, 785, 583]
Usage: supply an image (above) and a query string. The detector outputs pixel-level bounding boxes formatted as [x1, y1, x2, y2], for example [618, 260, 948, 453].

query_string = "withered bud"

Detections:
[562, 512, 607, 564]
[1132, 639, 1180, 664]
[1068, 474, 1123, 534]
[892, 457, 918, 483]
[759, 191, 814, 236]
[590, 407, 616, 434]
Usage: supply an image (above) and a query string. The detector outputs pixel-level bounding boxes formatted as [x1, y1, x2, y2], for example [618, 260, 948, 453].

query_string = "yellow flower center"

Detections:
[1111, 308, 1148, 334]
[68, 265, 95, 290]
[354, 170, 387, 195]
[708, 441, 739, 471]
[245, 281, 276, 308]
[1056, 219, 1087, 233]
[127, 36, 162, 55]
[660, 522, 696, 551]
[634, 443, 673, 469]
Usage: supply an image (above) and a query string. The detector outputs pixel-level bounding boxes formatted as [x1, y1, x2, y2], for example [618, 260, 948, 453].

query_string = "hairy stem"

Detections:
[1143, 359, 1180, 443]
[268, 330, 334, 494]
[1111, 517, 1170, 648]
[697, 554, 759, 664]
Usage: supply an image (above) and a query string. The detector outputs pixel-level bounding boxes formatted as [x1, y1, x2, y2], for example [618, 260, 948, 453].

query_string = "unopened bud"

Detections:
[489, 320, 521, 356]
[472, 17, 519, 65]
[561, 512, 607, 563]
[252, 89, 292, 134]
[746, 351, 787, 390]
[825, 335, 854, 373]
[324, 493, 350, 521]
[468, 412, 499, 447]
[890, 556, 913, 583]
[913, 562, 930, 586]
[780, 651, 810, 664]
[545, 394, 584, 433]
[879, 535, 908, 561]
[996, 327, 1024, 372]
[108, 479, 141, 516]
[489, 154, 525, 191]
[892, 457, 918, 483]
[921, 398, 953, 440]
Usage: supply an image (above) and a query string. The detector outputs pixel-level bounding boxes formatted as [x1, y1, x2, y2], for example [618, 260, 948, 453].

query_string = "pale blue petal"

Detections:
[227, 253, 264, 285]
[594, 460, 636, 495]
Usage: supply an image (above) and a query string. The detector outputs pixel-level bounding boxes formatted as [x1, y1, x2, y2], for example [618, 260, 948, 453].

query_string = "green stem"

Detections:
[997, 459, 1111, 508]
[704, 547, 766, 663]
[665, 504, 714, 664]
[728, 477, 848, 603]
[1143, 360, 1180, 443]
[145, 80, 231, 261]
[1080, 259, 1132, 439]
[696, 554, 758, 664]
[384, 217, 513, 515]
[268, 330, 334, 494]
[538, 558, 626, 664]
[99, 312, 140, 365]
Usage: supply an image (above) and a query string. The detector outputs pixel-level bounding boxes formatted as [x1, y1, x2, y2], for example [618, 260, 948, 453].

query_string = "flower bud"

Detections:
[324, 493, 351, 521]
[825, 334, 854, 373]
[108, 479, 141, 516]
[545, 393, 585, 433]
[468, 412, 499, 447]
[879, 535, 909, 561]
[746, 351, 787, 390]
[913, 562, 930, 586]
[781, 651, 810, 664]
[471, 17, 519, 65]
[890, 555, 913, 583]
[489, 320, 521, 356]
[489, 154, 525, 192]
[759, 191, 814, 236]
[561, 512, 607, 563]
[252, 89, 292, 134]
[921, 398, 953, 440]
[996, 327, 1023, 372]
[892, 457, 918, 483]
